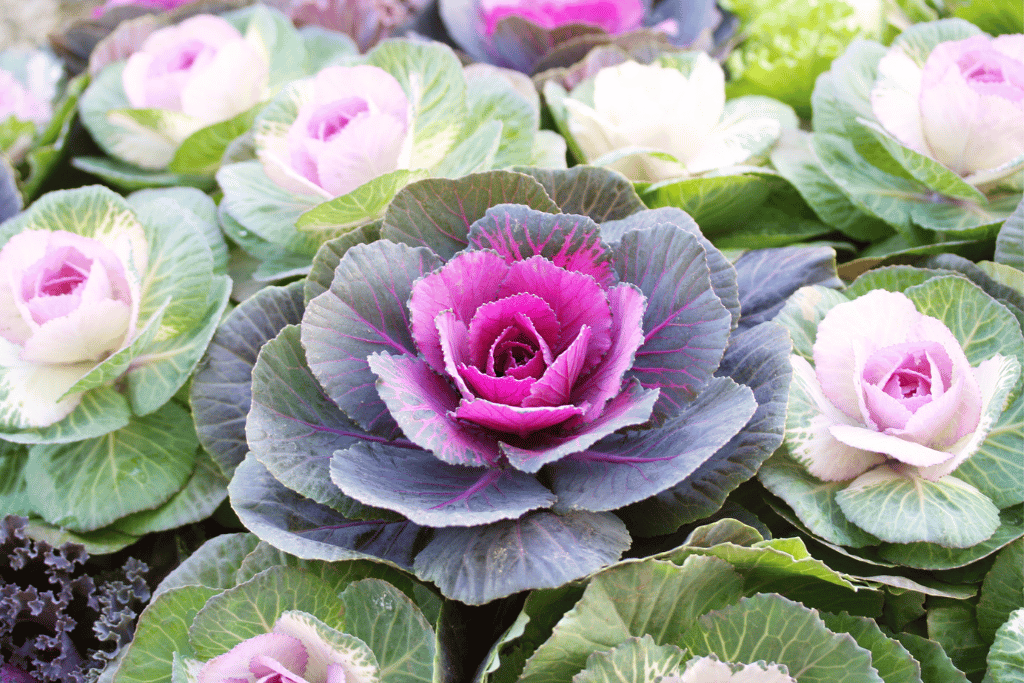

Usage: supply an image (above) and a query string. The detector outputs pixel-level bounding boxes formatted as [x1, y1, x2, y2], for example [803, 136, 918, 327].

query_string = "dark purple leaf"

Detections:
[0, 162, 21, 224]
[303, 222, 382, 304]
[248, 325, 398, 519]
[618, 321, 793, 536]
[615, 225, 732, 416]
[468, 203, 616, 286]
[229, 454, 431, 571]
[191, 282, 305, 478]
[381, 171, 559, 260]
[490, 16, 606, 72]
[413, 509, 630, 604]
[733, 246, 842, 328]
[302, 241, 442, 437]
[330, 444, 555, 526]
[501, 379, 658, 473]
[368, 352, 501, 466]
[548, 376, 756, 512]
[515, 166, 646, 223]
[602, 207, 740, 327]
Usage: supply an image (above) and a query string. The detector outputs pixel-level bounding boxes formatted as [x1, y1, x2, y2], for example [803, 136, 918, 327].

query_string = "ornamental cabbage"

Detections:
[209, 169, 802, 604]
[763, 262, 1024, 569]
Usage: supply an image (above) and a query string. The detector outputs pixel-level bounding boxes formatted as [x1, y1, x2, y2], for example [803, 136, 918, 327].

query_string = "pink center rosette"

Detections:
[258, 64, 411, 199]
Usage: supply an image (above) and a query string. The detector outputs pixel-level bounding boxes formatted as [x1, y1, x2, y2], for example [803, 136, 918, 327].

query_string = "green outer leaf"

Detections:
[894, 632, 968, 683]
[154, 533, 261, 598]
[366, 39, 465, 170]
[844, 266, 946, 298]
[72, 156, 215, 192]
[0, 385, 130, 445]
[904, 275, 1024, 370]
[515, 166, 646, 223]
[339, 579, 436, 683]
[878, 505, 1024, 570]
[24, 401, 199, 532]
[977, 539, 1024, 643]
[217, 160, 322, 252]
[0, 442, 31, 516]
[836, 469, 1000, 548]
[189, 565, 349, 660]
[758, 450, 880, 548]
[380, 170, 558, 260]
[772, 284, 851, 359]
[995, 199, 1023, 269]
[573, 636, 686, 683]
[861, 120, 986, 203]
[111, 449, 228, 537]
[168, 104, 262, 175]
[19, 518, 138, 554]
[517, 556, 744, 683]
[811, 133, 924, 230]
[681, 593, 884, 683]
[296, 169, 429, 232]
[112, 585, 219, 683]
[129, 187, 228, 274]
[128, 188, 217, 335]
[987, 609, 1024, 683]
[956, 388, 1024, 509]
[888, 19, 983, 68]
[818, 612, 923, 683]
[641, 173, 777, 236]
[227, 5, 308, 90]
[927, 599, 988, 678]
[124, 275, 232, 416]
[432, 119, 502, 179]
[463, 75, 537, 170]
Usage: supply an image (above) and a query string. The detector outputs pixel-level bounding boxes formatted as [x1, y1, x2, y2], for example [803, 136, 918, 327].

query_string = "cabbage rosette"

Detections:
[206, 168, 804, 604]
[480, 517, 967, 683]
[544, 52, 811, 243]
[216, 38, 565, 281]
[772, 19, 1024, 255]
[107, 532, 444, 683]
[437, 0, 736, 75]
[762, 262, 1024, 574]
[0, 185, 231, 553]
[0, 48, 85, 202]
[75, 5, 351, 191]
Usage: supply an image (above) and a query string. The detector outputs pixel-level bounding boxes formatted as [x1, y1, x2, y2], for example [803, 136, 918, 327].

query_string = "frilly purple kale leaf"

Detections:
[0, 516, 149, 683]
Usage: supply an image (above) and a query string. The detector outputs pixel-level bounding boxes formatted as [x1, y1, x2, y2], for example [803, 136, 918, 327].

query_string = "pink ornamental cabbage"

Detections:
[479, 0, 644, 36]
[790, 289, 1007, 482]
[197, 611, 372, 683]
[0, 230, 142, 427]
[0, 69, 52, 128]
[121, 15, 268, 127]
[871, 33, 1024, 177]
[258, 65, 411, 198]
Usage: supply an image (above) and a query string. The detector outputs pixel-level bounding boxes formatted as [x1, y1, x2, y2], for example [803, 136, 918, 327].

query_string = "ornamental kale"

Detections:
[0, 516, 149, 683]
[199, 168, 815, 604]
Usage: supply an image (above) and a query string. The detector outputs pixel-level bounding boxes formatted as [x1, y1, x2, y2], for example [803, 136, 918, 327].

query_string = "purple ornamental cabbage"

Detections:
[224, 172, 806, 605]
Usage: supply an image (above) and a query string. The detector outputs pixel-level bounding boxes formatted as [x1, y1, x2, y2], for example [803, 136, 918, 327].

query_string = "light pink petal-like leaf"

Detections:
[436, 309, 473, 397]
[368, 352, 500, 466]
[502, 379, 658, 473]
[455, 398, 582, 438]
[314, 112, 408, 197]
[409, 250, 510, 373]
[198, 634, 307, 683]
[828, 424, 956, 468]
[498, 255, 612, 368]
[468, 203, 616, 286]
